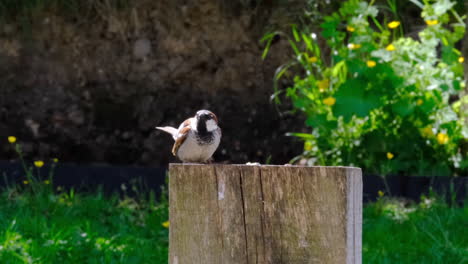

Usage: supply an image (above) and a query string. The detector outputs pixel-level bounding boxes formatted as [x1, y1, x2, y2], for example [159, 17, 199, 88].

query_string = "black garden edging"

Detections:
[0, 161, 466, 203]
[0, 160, 167, 197]
[363, 174, 467, 203]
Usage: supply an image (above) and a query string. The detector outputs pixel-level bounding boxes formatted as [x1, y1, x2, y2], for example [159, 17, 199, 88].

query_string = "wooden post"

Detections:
[169, 164, 362, 264]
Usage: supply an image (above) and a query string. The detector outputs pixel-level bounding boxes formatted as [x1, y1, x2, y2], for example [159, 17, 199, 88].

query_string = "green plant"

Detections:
[364, 194, 468, 263]
[4, 136, 57, 195]
[1, 136, 169, 263]
[263, 0, 467, 176]
[0, 184, 169, 263]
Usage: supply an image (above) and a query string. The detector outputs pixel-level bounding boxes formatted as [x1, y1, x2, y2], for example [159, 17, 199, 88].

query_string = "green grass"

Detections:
[0, 184, 168, 263]
[0, 183, 466, 264]
[363, 196, 468, 263]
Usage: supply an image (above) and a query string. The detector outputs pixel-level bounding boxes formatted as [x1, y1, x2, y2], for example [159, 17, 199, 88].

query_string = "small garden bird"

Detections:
[156, 110, 221, 163]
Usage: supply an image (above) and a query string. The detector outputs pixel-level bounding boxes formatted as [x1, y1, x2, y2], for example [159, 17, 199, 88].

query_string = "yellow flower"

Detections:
[323, 97, 336, 106]
[23, 180, 29, 185]
[34, 160, 44, 168]
[459, 57, 465, 63]
[421, 126, 434, 138]
[44, 180, 50, 185]
[8, 136, 16, 144]
[317, 79, 330, 92]
[309, 56, 318, 63]
[416, 99, 423, 105]
[346, 25, 355, 32]
[378, 190, 384, 197]
[387, 21, 400, 29]
[386, 44, 396, 51]
[386, 152, 394, 160]
[162, 221, 170, 228]
[348, 43, 362, 50]
[436, 133, 449, 144]
[304, 141, 313, 151]
[367, 60, 377, 68]
[425, 20, 439, 26]
[53, 158, 59, 163]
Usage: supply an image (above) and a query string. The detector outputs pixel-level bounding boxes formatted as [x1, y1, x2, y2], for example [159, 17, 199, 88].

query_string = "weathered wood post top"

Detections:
[169, 164, 362, 264]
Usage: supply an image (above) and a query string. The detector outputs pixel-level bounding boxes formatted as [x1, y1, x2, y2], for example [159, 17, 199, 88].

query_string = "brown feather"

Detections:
[211, 113, 218, 124]
[171, 126, 191, 156]
[182, 118, 191, 127]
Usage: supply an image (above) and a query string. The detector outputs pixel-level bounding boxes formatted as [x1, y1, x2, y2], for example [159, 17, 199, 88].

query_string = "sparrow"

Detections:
[156, 110, 221, 163]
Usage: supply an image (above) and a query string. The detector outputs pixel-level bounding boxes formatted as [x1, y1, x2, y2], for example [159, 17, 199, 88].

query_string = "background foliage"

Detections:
[264, 0, 467, 176]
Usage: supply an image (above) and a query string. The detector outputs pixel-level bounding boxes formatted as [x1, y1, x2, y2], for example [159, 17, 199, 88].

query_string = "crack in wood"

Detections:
[239, 169, 249, 264]
[258, 167, 267, 264]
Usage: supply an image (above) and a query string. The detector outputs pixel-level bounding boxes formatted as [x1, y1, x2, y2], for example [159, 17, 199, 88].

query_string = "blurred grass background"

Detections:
[0, 185, 168, 263]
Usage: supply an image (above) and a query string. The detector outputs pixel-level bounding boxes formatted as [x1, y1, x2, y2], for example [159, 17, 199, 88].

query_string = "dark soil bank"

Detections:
[0, 0, 309, 166]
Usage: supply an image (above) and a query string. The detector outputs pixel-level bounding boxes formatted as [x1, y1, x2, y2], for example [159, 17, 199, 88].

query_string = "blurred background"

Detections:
[0, 0, 312, 166]
[0, 0, 466, 168]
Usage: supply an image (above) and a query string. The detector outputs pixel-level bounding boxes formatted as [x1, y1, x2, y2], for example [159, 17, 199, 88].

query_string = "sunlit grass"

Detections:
[1, 184, 466, 263]
[0, 185, 168, 263]
[1, 138, 169, 263]
[363, 196, 468, 264]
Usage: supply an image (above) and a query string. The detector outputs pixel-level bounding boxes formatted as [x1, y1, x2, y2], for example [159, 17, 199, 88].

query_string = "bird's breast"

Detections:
[176, 129, 221, 162]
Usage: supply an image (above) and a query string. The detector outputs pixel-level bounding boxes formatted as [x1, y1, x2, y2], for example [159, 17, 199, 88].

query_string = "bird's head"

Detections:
[195, 110, 218, 132]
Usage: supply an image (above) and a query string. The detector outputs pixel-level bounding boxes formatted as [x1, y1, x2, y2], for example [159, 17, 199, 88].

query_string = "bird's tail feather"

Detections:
[155, 126, 178, 139]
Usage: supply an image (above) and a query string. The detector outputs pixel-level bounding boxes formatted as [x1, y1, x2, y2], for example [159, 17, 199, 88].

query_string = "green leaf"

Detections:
[320, 16, 340, 39]
[292, 25, 300, 42]
[286, 132, 314, 140]
[392, 99, 415, 117]
[302, 33, 314, 52]
[441, 46, 458, 64]
[357, 1, 378, 17]
[331, 60, 348, 83]
[432, 0, 455, 17]
[306, 114, 337, 130]
[261, 33, 275, 59]
[420, 93, 438, 113]
[334, 78, 381, 122]
[440, 83, 449, 91]
[347, 59, 366, 74]
[288, 39, 300, 56]
[452, 80, 461, 91]
[452, 95, 468, 114]
[436, 106, 458, 124]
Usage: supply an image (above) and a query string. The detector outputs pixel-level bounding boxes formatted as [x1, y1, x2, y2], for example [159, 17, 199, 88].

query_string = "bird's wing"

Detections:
[157, 117, 193, 139]
[172, 126, 191, 156]
[155, 126, 178, 138]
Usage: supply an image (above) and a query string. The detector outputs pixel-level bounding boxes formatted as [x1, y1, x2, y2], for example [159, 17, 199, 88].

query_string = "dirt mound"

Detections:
[0, 0, 307, 166]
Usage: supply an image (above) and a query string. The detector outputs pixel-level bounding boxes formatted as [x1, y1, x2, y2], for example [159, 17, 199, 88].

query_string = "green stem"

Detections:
[371, 16, 384, 33]
[381, 174, 392, 196]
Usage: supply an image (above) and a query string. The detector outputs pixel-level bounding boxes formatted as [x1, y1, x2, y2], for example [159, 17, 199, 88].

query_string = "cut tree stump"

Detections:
[169, 164, 362, 264]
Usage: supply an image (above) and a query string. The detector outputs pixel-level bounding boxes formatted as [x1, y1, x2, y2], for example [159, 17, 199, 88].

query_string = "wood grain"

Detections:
[169, 164, 362, 264]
